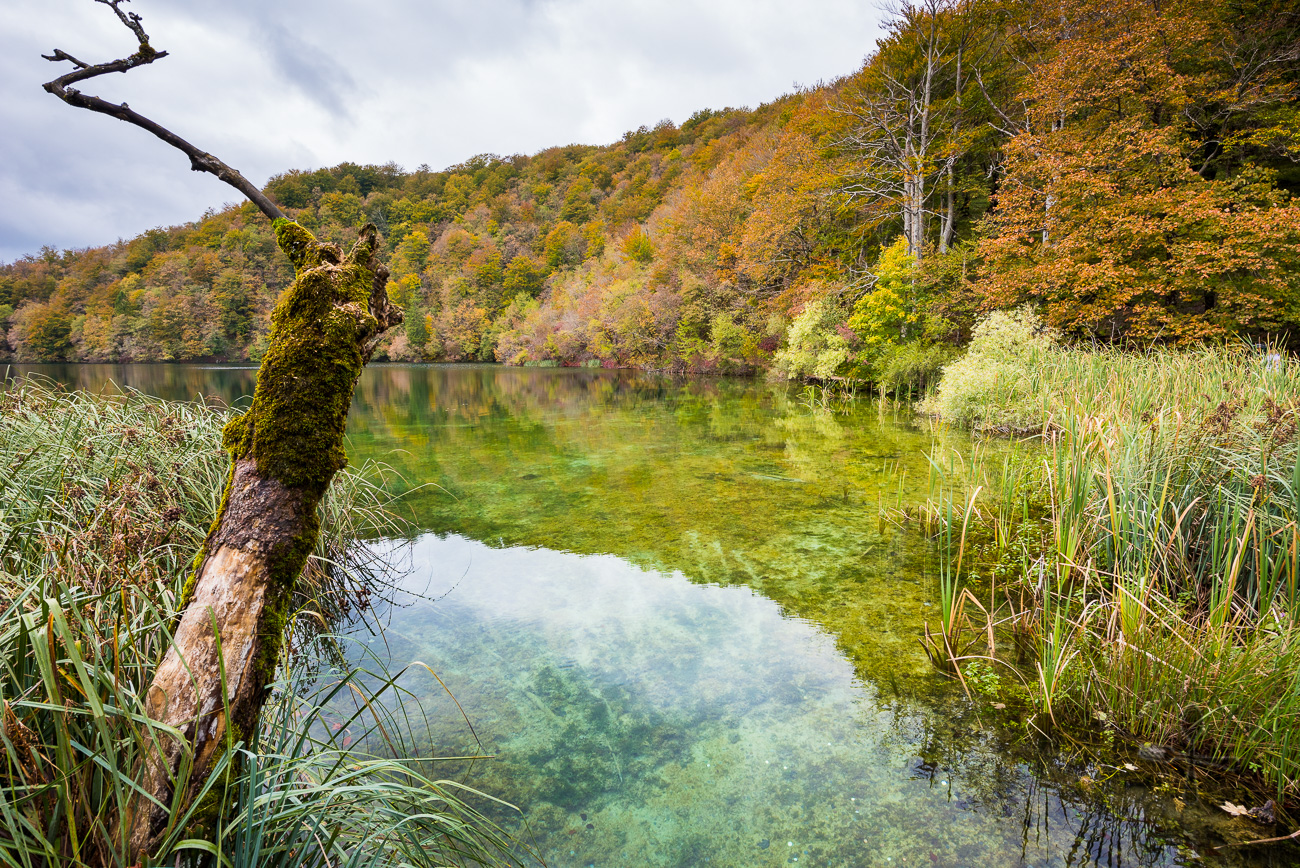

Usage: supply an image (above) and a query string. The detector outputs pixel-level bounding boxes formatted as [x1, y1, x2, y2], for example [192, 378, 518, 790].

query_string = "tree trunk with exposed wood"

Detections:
[124, 220, 399, 857]
[40, 2, 402, 861]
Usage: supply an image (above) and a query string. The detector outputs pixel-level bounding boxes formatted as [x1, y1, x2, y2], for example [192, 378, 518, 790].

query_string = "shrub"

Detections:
[878, 342, 958, 398]
[709, 311, 749, 374]
[919, 307, 1056, 429]
[772, 296, 850, 381]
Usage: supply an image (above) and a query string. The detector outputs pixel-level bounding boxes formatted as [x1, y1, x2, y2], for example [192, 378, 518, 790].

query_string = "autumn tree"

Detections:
[738, 98, 855, 290]
[975, 0, 1300, 341]
[40, 1, 401, 860]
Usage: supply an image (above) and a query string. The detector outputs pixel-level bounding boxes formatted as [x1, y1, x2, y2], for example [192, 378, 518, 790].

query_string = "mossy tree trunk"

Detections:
[38, 9, 403, 859]
[123, 220, 401, 859]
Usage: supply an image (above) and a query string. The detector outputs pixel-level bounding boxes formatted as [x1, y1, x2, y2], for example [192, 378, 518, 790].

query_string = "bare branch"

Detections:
[973, 68, 1026, 138]
[41, 0, 286, 222]
[40, 48, 91, 69]
[94, 0, 150, 45]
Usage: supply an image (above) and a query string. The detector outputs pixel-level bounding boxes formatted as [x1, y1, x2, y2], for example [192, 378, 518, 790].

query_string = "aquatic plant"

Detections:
[921, 337, 1300, 805]
[0, 380, 514, 866]
[217, 641, 520, 868]
[920, 486, 982, 674]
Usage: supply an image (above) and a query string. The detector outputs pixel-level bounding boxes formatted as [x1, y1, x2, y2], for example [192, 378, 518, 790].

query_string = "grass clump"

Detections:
[0, 378, 516, 868]
[919, 322, 1300, 809]
[217, 641, 519, 868]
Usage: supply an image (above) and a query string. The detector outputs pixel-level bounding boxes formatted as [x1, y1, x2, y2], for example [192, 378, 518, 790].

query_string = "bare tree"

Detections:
[42, 1, 401, 860]
[836, 0, 981, 260]
[836, 0, 951, 261]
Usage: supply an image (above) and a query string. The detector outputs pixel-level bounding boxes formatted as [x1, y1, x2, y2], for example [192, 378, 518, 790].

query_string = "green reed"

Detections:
[217, 640, 522, 868]
[0, 379, 514, 867]
[923, 340, 1300, 802]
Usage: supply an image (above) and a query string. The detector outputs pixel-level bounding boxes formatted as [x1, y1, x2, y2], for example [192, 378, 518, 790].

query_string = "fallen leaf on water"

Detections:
[1221, 802, 1251, 817]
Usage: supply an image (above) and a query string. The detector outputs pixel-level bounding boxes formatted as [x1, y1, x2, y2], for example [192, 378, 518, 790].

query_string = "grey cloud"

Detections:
[261, 24, 358, 119]
[0, 0, 884, 263]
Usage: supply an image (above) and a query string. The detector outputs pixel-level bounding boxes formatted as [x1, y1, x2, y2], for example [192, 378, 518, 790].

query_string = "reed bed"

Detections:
[0, 378, 515, 868]
[919, 316, 1300, 808]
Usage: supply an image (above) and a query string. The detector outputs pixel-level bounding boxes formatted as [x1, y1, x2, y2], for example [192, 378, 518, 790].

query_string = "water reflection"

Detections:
[342, 366, 952, 688]
[6, 362, 259, 407]
[377, 534, 1216, 868]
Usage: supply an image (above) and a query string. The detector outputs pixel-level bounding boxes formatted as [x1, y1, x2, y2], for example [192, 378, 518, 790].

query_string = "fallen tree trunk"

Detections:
[124, 220, 401, 857]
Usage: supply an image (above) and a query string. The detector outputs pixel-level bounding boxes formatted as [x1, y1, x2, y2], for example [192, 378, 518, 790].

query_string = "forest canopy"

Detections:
[4, 0, 1297, 377]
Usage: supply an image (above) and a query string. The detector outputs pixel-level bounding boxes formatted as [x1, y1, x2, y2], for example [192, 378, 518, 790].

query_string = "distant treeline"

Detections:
[3, 0, 1297, 381]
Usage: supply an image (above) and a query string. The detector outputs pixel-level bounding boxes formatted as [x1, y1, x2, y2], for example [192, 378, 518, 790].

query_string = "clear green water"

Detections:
[10, 363, 1293, 867]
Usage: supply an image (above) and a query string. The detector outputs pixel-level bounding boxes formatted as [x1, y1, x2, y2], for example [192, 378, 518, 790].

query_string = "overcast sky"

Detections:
[0, 0, 885, 264]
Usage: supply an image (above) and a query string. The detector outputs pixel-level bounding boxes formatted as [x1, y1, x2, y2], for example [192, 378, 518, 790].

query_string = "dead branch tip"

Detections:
[93, 0, 151, 47]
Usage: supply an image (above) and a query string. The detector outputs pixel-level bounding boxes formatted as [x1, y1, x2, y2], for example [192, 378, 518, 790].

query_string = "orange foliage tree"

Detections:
[976, 0, 1300, 341]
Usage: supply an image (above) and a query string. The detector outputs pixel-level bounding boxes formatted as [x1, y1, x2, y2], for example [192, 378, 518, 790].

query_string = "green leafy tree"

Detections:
[621, 226, 655, 264]
[503, 255, 547, 297]
[773, 295, 850, 380]
[709, 311, 750, 373]
[543, 221, 587, 268]
[561, 176, 597, 223]
[319, 191, 364, 227]
[392, 229, 431, 278]
[213, 270, 255, 346]
[17, 301, 73, 360]
[443, 173, 475, 214]
[405, 304, 430, 350]
[390, 273, 422, 310]
[466, 247, 503, 290]
[847, 236, 918, 374]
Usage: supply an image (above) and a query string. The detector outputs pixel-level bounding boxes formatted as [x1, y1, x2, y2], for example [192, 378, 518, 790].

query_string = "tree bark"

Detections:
[41, 7, 402, 858]
[124, 221, 400, 858]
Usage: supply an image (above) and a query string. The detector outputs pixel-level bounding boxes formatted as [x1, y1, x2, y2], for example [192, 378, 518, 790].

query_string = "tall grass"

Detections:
[216, 640, 519, 868]
[921, 321, 1300, 806]
[0, 379, 516, 867]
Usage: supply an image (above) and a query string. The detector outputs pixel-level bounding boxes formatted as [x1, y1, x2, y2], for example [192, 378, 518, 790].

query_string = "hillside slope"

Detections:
[3, 0, 1297, 380]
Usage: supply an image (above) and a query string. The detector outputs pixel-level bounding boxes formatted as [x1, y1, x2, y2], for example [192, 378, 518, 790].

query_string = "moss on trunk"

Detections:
[125, 222, 400, 861]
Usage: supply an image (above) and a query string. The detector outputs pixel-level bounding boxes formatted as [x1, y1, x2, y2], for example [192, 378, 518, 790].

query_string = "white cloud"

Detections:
[0, 0, 883, 263]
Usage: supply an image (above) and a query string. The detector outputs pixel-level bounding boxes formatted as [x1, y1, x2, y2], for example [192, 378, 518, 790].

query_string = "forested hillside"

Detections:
[3, 0, 1297, 383]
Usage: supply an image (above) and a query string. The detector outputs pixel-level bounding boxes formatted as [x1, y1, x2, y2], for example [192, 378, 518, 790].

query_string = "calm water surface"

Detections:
[10, 363, 1290, 867]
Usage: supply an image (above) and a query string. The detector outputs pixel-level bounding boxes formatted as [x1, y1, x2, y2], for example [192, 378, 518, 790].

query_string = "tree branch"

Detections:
[41, 0, 286, 222]
[94, 0, 149, 43]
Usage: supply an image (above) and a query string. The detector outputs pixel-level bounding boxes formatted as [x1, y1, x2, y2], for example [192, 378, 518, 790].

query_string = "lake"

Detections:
[8, 362, 1286, 867]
